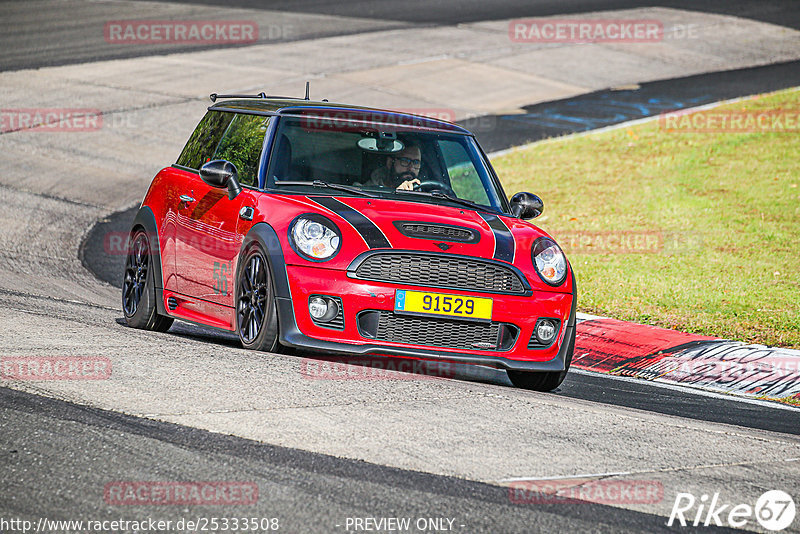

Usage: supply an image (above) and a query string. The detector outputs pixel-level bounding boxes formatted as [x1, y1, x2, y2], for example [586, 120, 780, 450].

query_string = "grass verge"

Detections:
[493, 88, 800, 348]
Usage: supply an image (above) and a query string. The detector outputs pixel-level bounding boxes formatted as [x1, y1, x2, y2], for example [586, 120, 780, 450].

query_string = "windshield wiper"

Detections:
[398, 189, 501, 215]
[274, 180, 377, 198]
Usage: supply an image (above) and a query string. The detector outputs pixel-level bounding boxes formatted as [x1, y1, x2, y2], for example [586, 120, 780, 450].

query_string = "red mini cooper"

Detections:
[123, 93, 576, 390]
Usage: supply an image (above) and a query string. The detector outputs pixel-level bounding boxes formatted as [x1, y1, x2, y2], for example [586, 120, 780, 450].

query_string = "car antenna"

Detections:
[303, 82, 327, 101]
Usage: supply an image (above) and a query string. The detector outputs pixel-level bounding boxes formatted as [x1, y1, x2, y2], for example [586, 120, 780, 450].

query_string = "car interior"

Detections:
[269, 124, 447, 189]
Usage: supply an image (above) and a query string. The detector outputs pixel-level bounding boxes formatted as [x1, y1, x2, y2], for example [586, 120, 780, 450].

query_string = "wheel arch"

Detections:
[129, 205, 167, 316]
[239, 222, 297, 344]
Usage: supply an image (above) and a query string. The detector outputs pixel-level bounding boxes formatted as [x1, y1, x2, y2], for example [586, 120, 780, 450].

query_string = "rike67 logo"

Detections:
[668, 490, 796, 531]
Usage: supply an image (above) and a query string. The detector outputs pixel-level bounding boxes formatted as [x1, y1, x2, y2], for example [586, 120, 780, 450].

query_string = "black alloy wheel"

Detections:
[122, 232, 148, 317]
[236, 247, 279, 352]
[122, 229, 173, 332]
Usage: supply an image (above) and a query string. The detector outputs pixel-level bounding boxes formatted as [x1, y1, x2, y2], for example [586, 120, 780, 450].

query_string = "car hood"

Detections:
[271, 195, 571, 293]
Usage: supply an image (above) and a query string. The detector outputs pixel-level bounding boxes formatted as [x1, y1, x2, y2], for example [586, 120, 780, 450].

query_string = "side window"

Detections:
[438, 139, 491, 205]
[176, 111, 234, 170]
[212, 114, 270, 188]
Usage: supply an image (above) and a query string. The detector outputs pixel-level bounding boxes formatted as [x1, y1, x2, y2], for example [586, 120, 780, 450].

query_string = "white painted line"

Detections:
[500, 457, 800, 484]
[500, 471, 632, 483]
[576, 311, 605, 321]
[397, 54, 450, 66]
[571, 368, 800, 412]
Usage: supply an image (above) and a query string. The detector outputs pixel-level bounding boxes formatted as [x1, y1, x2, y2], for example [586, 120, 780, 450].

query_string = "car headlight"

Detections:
[532, 237, 567, 286]
[289, 215, 341, 261]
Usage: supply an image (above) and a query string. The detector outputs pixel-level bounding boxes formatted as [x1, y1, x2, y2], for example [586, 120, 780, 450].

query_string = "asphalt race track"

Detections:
[4, 386, 733, 534]
[470, 60, 800, 151]
[2, 1, 800, 533]
[3, 0, 800, 71]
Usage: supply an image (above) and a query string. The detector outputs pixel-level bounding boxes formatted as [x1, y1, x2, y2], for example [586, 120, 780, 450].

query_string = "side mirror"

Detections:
[199, 160, 242, 200]
[510, 192, 544, 219]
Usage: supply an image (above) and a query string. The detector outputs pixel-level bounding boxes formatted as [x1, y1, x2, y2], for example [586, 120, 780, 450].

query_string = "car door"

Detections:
[166, 110, 234, 293]
[174, 112, 270, 307]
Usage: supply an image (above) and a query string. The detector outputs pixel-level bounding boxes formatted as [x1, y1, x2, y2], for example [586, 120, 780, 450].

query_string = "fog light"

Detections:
[536, 319, 557, 344]
[309, 295, 341, 324]
[309, 297, 328, 319]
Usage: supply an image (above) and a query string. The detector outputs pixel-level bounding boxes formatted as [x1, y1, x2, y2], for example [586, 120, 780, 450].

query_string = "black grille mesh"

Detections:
[373, 311, 503, 350]
[399, 223, 476, 242]
[354, 254, 525, 294]
[326, 296, 345, 329]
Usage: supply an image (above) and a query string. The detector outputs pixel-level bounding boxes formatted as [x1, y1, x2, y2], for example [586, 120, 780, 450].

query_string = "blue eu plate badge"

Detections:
[395, 290, 406, 311]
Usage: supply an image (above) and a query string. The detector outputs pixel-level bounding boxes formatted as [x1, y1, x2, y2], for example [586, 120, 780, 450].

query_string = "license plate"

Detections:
[394, 290, 492, 321]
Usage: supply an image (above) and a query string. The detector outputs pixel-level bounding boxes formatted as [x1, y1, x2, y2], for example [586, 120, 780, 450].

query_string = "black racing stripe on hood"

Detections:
[479, 212, 515, 263]
[308, 196, 391, 249]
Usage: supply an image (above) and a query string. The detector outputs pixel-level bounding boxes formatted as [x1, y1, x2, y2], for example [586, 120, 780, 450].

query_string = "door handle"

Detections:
[179, 194, 196, 203]
[239, 206, 254, 221]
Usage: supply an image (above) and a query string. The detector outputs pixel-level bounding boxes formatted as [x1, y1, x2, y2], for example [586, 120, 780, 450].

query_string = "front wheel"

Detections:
[507, 325, 575, 391]
[122, 229, 173, 332]
[235, 246, 280, 352]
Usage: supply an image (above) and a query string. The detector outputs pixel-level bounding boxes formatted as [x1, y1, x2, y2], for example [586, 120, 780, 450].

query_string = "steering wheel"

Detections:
[413, 180, 457, 197]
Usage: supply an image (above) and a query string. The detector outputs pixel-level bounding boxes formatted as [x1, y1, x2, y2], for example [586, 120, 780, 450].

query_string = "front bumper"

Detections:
[276, 264, 576, 372]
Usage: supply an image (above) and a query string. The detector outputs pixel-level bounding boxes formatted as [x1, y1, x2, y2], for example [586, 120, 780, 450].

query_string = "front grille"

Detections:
[357, 311, 518, 351]
[351, 253, 527, 294]
[394, 222, 479, 243]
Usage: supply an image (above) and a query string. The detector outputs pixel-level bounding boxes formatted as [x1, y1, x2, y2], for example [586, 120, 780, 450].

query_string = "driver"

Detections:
[366, 143, 422, 190]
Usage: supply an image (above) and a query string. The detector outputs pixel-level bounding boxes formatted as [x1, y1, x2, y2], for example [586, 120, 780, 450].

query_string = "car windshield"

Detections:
[266, 115, 508, 213]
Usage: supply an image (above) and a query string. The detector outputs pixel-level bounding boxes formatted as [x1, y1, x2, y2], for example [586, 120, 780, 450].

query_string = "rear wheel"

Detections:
[236, 246, 280, 352]
[507, 325, 575, 391]
[122, 229, 173, 332]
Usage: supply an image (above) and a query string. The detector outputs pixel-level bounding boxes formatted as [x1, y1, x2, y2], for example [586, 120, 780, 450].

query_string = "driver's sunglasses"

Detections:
[393, 156, 421, 169]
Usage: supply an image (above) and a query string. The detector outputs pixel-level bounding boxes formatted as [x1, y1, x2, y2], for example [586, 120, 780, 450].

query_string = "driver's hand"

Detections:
[396, 178, 421, 191]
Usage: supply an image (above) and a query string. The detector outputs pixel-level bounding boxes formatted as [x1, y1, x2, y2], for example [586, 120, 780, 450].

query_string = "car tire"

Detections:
[122, 229, 174, 332]
[235, 245, 280, 352]
[507, 324, 576, 391]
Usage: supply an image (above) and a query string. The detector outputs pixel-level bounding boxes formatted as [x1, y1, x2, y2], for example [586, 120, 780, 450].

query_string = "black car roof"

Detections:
[209, 98, 471, 134]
